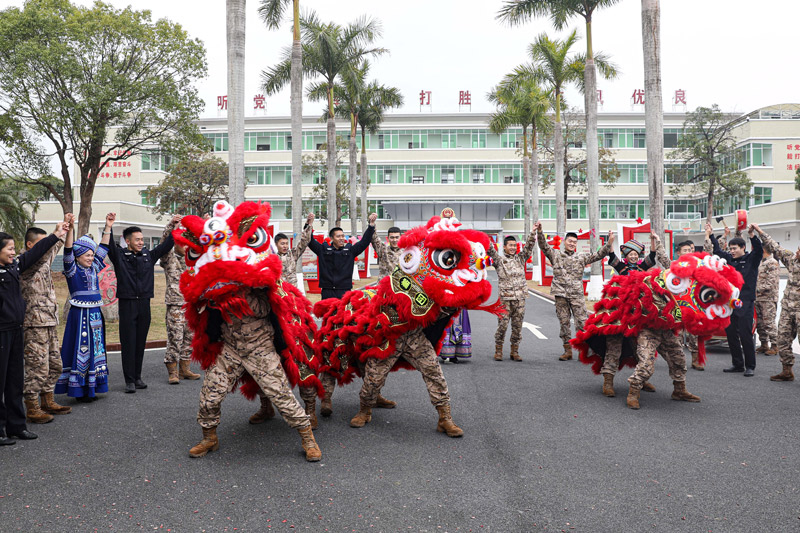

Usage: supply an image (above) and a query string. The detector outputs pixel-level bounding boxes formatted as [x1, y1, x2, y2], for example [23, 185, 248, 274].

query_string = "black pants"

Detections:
[0, 327, 27, 435]
[726, 299, 756, 370]
[321, 288, 348, 300]
[118, 299, 152, 384]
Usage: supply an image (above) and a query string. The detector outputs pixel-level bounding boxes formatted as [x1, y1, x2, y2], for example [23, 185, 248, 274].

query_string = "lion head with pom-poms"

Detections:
[573, 252, 744, 374]
[173, 200, 322, 398]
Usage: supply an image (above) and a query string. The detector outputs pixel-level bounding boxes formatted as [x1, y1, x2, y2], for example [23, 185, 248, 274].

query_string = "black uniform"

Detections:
[608, 250, 657, 276]
[0, 234, 59, 437]
[711, 234, 763, 371]
[308, 225, 375, 300]
[101, 229, 174, 386]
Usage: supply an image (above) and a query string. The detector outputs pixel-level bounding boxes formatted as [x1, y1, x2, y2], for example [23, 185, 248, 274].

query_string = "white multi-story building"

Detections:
[34, 103, 800, 253]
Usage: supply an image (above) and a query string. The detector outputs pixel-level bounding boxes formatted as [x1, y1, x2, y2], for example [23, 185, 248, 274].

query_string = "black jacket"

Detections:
[308, 225, 375, 291]
[711, 234, 763, 301]
[608, 250, 656, 276]
[101, 228, 174, 300]
[0, 234, 59, 330]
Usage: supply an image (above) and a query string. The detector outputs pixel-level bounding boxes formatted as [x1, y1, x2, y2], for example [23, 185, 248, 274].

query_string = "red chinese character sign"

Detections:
[217, 95, 228, 113]
[597, 89, 604, 108]
[458, 90, 471, 111]
[673, 89, 687, 111]
[253, 94, 266, 114]
[419, 90, 432, 111]
[631, 89, 645, 108]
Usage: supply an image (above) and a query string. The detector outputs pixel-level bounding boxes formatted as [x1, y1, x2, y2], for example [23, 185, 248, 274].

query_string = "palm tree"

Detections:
[488, 78, 551, 237]
[0, 179, 35, 244]
[262, 11, 386, 228]
[498, 0, 621, 298]
[227, 0, 246, 204]
[259, 0, 304, 252]
[642, 0, 664, 237]
[355, 81, 403, 231]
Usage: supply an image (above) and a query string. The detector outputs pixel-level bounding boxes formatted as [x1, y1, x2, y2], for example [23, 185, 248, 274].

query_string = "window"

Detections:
[600, 199, 649, 219]
[633, 132, 646, 148]
[664, 128, 682, 148]
[566, 200, 587, 219]
[752, 143, 773, 166]
[140, 150, 172, 171]
[412, 175, 424, 184]
[383, 170, 393, 184]
[753, 186, 772, 205]
[441, 167, 455, 184]
[504, 175, 514, 184]
[202, 133, 228, 152]
[140, 191, 156, 206]
[472, 167, 485, 184]
[245, 166, 292, 185]
[603, 132, 613, 148]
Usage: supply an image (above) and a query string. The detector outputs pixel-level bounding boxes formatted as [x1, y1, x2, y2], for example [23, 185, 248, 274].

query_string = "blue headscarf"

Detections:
[73, 235, 98, 258]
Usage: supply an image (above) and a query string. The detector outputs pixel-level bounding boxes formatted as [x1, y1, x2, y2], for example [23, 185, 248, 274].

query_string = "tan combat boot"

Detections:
[320, 392, 333, 418]
[691, 352, 704, 371]
[641, 381, 656, 392]
[179, 360, 201, 380]
[375, 395, 396, 409]
[298, 426, 322, 462]
[435, 404, 464, 437]
[602, 374, 615, 397]
[770, 364, 795, 381]
[494, 344, 503, 361]
[304, 399, 318, 430]
[40, 392, 71, 415]
[626, 384, 642, 410]
[756, 342, 768, 354]
[765, 346, 778, 356]
[559, 343, 573, 361]
[510, 344, 522, 361]
[249, 396, 275, 424]
[350, 403, 372, 428]
[671, 380, 701, 402]
[165, 362, 179, 384]
[189, 427, 219, 458]
[24, 395, 54, 424]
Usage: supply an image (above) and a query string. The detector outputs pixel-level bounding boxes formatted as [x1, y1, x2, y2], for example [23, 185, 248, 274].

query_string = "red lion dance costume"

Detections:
[572, 253, 744, 409]
[173, 200, 323, 461]
[310, 215, 504, 435]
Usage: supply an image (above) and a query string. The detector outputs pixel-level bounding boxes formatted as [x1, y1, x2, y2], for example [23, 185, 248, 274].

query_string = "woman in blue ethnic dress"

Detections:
[55, 218, 112, 402]
[439, 309, 472, 363]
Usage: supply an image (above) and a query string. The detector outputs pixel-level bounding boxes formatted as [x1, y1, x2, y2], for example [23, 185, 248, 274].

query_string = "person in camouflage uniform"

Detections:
[755, 250, 779, 355]
[487, 231, 537, 361]
[535, 221, 614, 360]
[20, 217, 72, 423]
[674, 240, 703, 370]
[627, 327, 699, 409]
[751, 224, 798, 382]
[371, 226, 403, 279]
[275, 212, 314, 287]
[190, 289, 320, 461]
[160, 219, 201, 385]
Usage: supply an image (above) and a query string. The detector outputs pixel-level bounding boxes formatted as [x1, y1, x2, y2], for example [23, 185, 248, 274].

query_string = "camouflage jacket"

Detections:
[486, 231, 537, 301]
[538, 232, 612, 299]
[160, 220, 187, 306]
[279, 223, 313, 286]
[760, 232, 800, 310]
[371, 232, 403, 278]
[19, 235, 65, 327]
[654, 240, 671, 268]
[756, 256, 780, 302]
[221, 289, 274, 349]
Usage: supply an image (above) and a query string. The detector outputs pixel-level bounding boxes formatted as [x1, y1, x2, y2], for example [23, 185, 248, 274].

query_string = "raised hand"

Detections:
[171, 214, 182, 225]
[607, 230, 615, 244]
[368, 213, 377, 225]
[106, 212, 116, 227]
[54, 221, 69, 239]
[704, 222, 713, 237]
[747, 223, 756, 238]
[306, 212, 315, 224]
[723, 226, 731, 238]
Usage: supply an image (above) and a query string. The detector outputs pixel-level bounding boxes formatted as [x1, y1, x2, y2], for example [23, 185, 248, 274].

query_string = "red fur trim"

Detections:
[458, 229, 492, 251]
[697, 335, 709, 366]
[426, 216, 442, 229]
[398, 226, 429, 249]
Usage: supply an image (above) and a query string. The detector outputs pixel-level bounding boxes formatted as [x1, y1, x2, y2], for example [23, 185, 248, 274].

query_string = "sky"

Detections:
[5, 0, 800, 118]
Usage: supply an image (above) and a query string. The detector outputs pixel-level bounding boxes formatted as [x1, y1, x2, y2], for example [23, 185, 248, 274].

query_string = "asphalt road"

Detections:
[2, 279, 799, 532]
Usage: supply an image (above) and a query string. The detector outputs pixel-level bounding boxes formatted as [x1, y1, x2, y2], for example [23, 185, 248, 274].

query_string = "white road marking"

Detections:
[528, 289, 555, 305]
[523, 322, 548, 340]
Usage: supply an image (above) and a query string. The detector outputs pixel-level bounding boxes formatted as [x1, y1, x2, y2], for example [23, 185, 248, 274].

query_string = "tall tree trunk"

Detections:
[290, 0, 303, 271]
[77, 169, 96, 237]
[643, 0, 664, 237]
[554, 104, 565, 235]
[326, 114, 337, 230]
[522, 125, 530, 237]
[348, 116, 358, 237]
[360, 129, 368, 232]
[226, 0, 245, 205]
[531, 128, 540, 270]
[585, 57, 603, 299]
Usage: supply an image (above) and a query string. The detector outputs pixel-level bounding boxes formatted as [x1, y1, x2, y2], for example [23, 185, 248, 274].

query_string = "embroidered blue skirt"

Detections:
[440, 309, 472, 359]
[55, 306, 109, 398]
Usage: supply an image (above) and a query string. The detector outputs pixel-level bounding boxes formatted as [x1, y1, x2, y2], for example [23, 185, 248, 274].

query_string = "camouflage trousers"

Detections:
[164, 304, 193, 364]
[755, 300, 778, 346]
[360, 328, 449, 408]
[297, 362, 365, 406]
[776, 306, 799, 366]
[628, 328, 687, 387]
[495, 300, 525, 345]
[23, 326, 62, 397]
[197, 344, 309, 430]
[554, 296, 588, 344]
[681, 331, 698, 354]
[600, 335, 638, 376]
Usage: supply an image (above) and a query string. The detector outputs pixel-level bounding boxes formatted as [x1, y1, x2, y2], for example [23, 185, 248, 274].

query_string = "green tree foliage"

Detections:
[667, 105, 751, 223]
[301, 137, 366, 226]
[0, 0, 207, 234]
[143, 151, 228, 220]
[0, 178, 50, 244]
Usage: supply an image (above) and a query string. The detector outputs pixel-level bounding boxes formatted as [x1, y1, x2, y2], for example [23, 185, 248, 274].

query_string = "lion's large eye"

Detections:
[432, 249, 460, 270]
[247, 227, 269, 248]
[187, 248, 201, 261]
[698, 286, 719, 304]
[206, 218, 224, 233]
